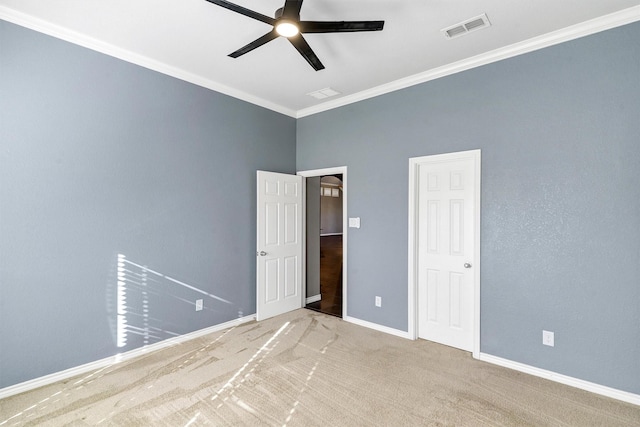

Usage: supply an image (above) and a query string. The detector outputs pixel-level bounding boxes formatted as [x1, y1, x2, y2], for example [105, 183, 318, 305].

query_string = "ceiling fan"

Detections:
[204, 0, 384, 71]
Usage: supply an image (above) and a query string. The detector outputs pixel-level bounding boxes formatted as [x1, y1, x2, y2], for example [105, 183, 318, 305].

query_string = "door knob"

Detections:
[464, 263, 472, 269]
[257, 251, 267, 256]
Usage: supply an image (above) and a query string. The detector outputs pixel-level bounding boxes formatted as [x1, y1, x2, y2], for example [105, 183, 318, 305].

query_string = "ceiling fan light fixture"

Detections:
[206, 0, 385, 71]
[275, 21, 299, 37]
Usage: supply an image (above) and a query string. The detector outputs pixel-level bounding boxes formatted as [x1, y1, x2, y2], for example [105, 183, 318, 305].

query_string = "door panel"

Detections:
[284, 256, 297, 297]
[284, 203, 297, 244]
[265, 259, 279, 303]
[257, 171, 303, 321]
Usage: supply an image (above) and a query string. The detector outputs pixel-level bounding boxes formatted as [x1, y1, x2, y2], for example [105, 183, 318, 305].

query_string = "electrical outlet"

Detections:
[375, 296, 382, 307]
[195, 299, 203, 311]
[542, 330, 554, 347]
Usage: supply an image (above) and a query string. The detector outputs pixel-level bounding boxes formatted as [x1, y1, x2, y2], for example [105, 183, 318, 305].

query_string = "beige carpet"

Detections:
[1, 309, 639, 426]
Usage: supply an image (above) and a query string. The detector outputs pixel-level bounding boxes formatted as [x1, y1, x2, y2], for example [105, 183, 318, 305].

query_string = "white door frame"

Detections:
[298, 166, 348, 319]
[408, 150, 481, 358]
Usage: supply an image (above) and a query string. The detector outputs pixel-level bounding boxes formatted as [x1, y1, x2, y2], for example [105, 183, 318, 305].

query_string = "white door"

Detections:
[256, 171, 303, 321]
[416, 152, 479, 351]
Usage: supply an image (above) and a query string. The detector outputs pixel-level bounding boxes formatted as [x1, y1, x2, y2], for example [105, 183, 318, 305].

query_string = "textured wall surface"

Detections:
[297, 22, 640, 394]
[0, 20, 296, 388]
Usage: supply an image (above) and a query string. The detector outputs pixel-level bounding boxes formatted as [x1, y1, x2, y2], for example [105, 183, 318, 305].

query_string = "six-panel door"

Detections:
[256, 171, 303, 321]
[417, 158, 476, 351]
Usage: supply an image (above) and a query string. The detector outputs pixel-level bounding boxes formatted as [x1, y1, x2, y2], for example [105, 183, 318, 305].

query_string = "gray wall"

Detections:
[0, 20, 296, 388]
[297, 22, 640, 394]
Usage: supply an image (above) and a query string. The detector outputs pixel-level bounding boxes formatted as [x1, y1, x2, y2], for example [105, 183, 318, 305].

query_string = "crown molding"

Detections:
[2, 5, 638, 119]
[0, 6, 298, 118]
[296, 5, 640, 118]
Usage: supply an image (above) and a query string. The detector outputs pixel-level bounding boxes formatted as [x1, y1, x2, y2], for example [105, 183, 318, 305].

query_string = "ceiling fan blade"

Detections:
[288, 34, 324, 71]
[229, 30, 279, 58]
[204, 0, 275, 25]
[281, 0, 304, 19]
[300, 20, 384, 33]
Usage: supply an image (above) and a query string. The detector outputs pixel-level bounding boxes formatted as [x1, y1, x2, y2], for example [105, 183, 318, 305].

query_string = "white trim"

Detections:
[300, 175, 308, 307]
[320, 232, 343, 237]
[344, 316, 411, 340]
[408, 159, 417, 341]
[305, 294, 321, 304]
[0, 6, 297, 118]
[2, 5, 637, 119]
[296, 6, 640, 118]
[408, 150, 481, 359]
[479, 353, 640, 406]
[0, 314, 255, 400]
[299, 167, 347, 177]
[298, 166, 348, 319]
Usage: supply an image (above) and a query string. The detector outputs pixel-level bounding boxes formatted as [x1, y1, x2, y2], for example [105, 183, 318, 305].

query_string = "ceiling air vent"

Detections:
[307, 87, 341, 100]
[442, 13, 491, 39]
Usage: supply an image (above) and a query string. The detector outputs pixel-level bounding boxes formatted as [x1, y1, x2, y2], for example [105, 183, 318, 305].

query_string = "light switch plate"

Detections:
[348, 217, 361, 228]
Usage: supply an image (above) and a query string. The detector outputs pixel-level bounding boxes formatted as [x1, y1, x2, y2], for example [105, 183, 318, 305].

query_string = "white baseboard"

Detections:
[344, 316, 411, 339]
[479, 353, 640, 406]
[0, 314, 256, 400]
[305, 294, 321, 304]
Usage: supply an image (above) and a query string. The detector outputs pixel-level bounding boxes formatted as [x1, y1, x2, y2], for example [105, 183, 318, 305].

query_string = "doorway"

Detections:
[298, 167, 347, 319]
[408, 150, 481, 357]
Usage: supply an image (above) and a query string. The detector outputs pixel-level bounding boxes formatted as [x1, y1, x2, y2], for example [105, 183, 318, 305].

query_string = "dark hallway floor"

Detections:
[306, 235, 342, 317]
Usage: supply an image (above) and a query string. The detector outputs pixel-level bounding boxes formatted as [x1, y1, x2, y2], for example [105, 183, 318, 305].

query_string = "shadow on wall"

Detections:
[109, 254, 233, 349]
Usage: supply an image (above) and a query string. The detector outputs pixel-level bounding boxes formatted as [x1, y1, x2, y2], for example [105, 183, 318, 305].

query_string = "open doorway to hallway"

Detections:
[305, 174, 343, 317]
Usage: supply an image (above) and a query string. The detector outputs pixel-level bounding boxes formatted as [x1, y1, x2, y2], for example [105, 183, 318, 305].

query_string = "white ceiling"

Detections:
[1, 1, 639, 117]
